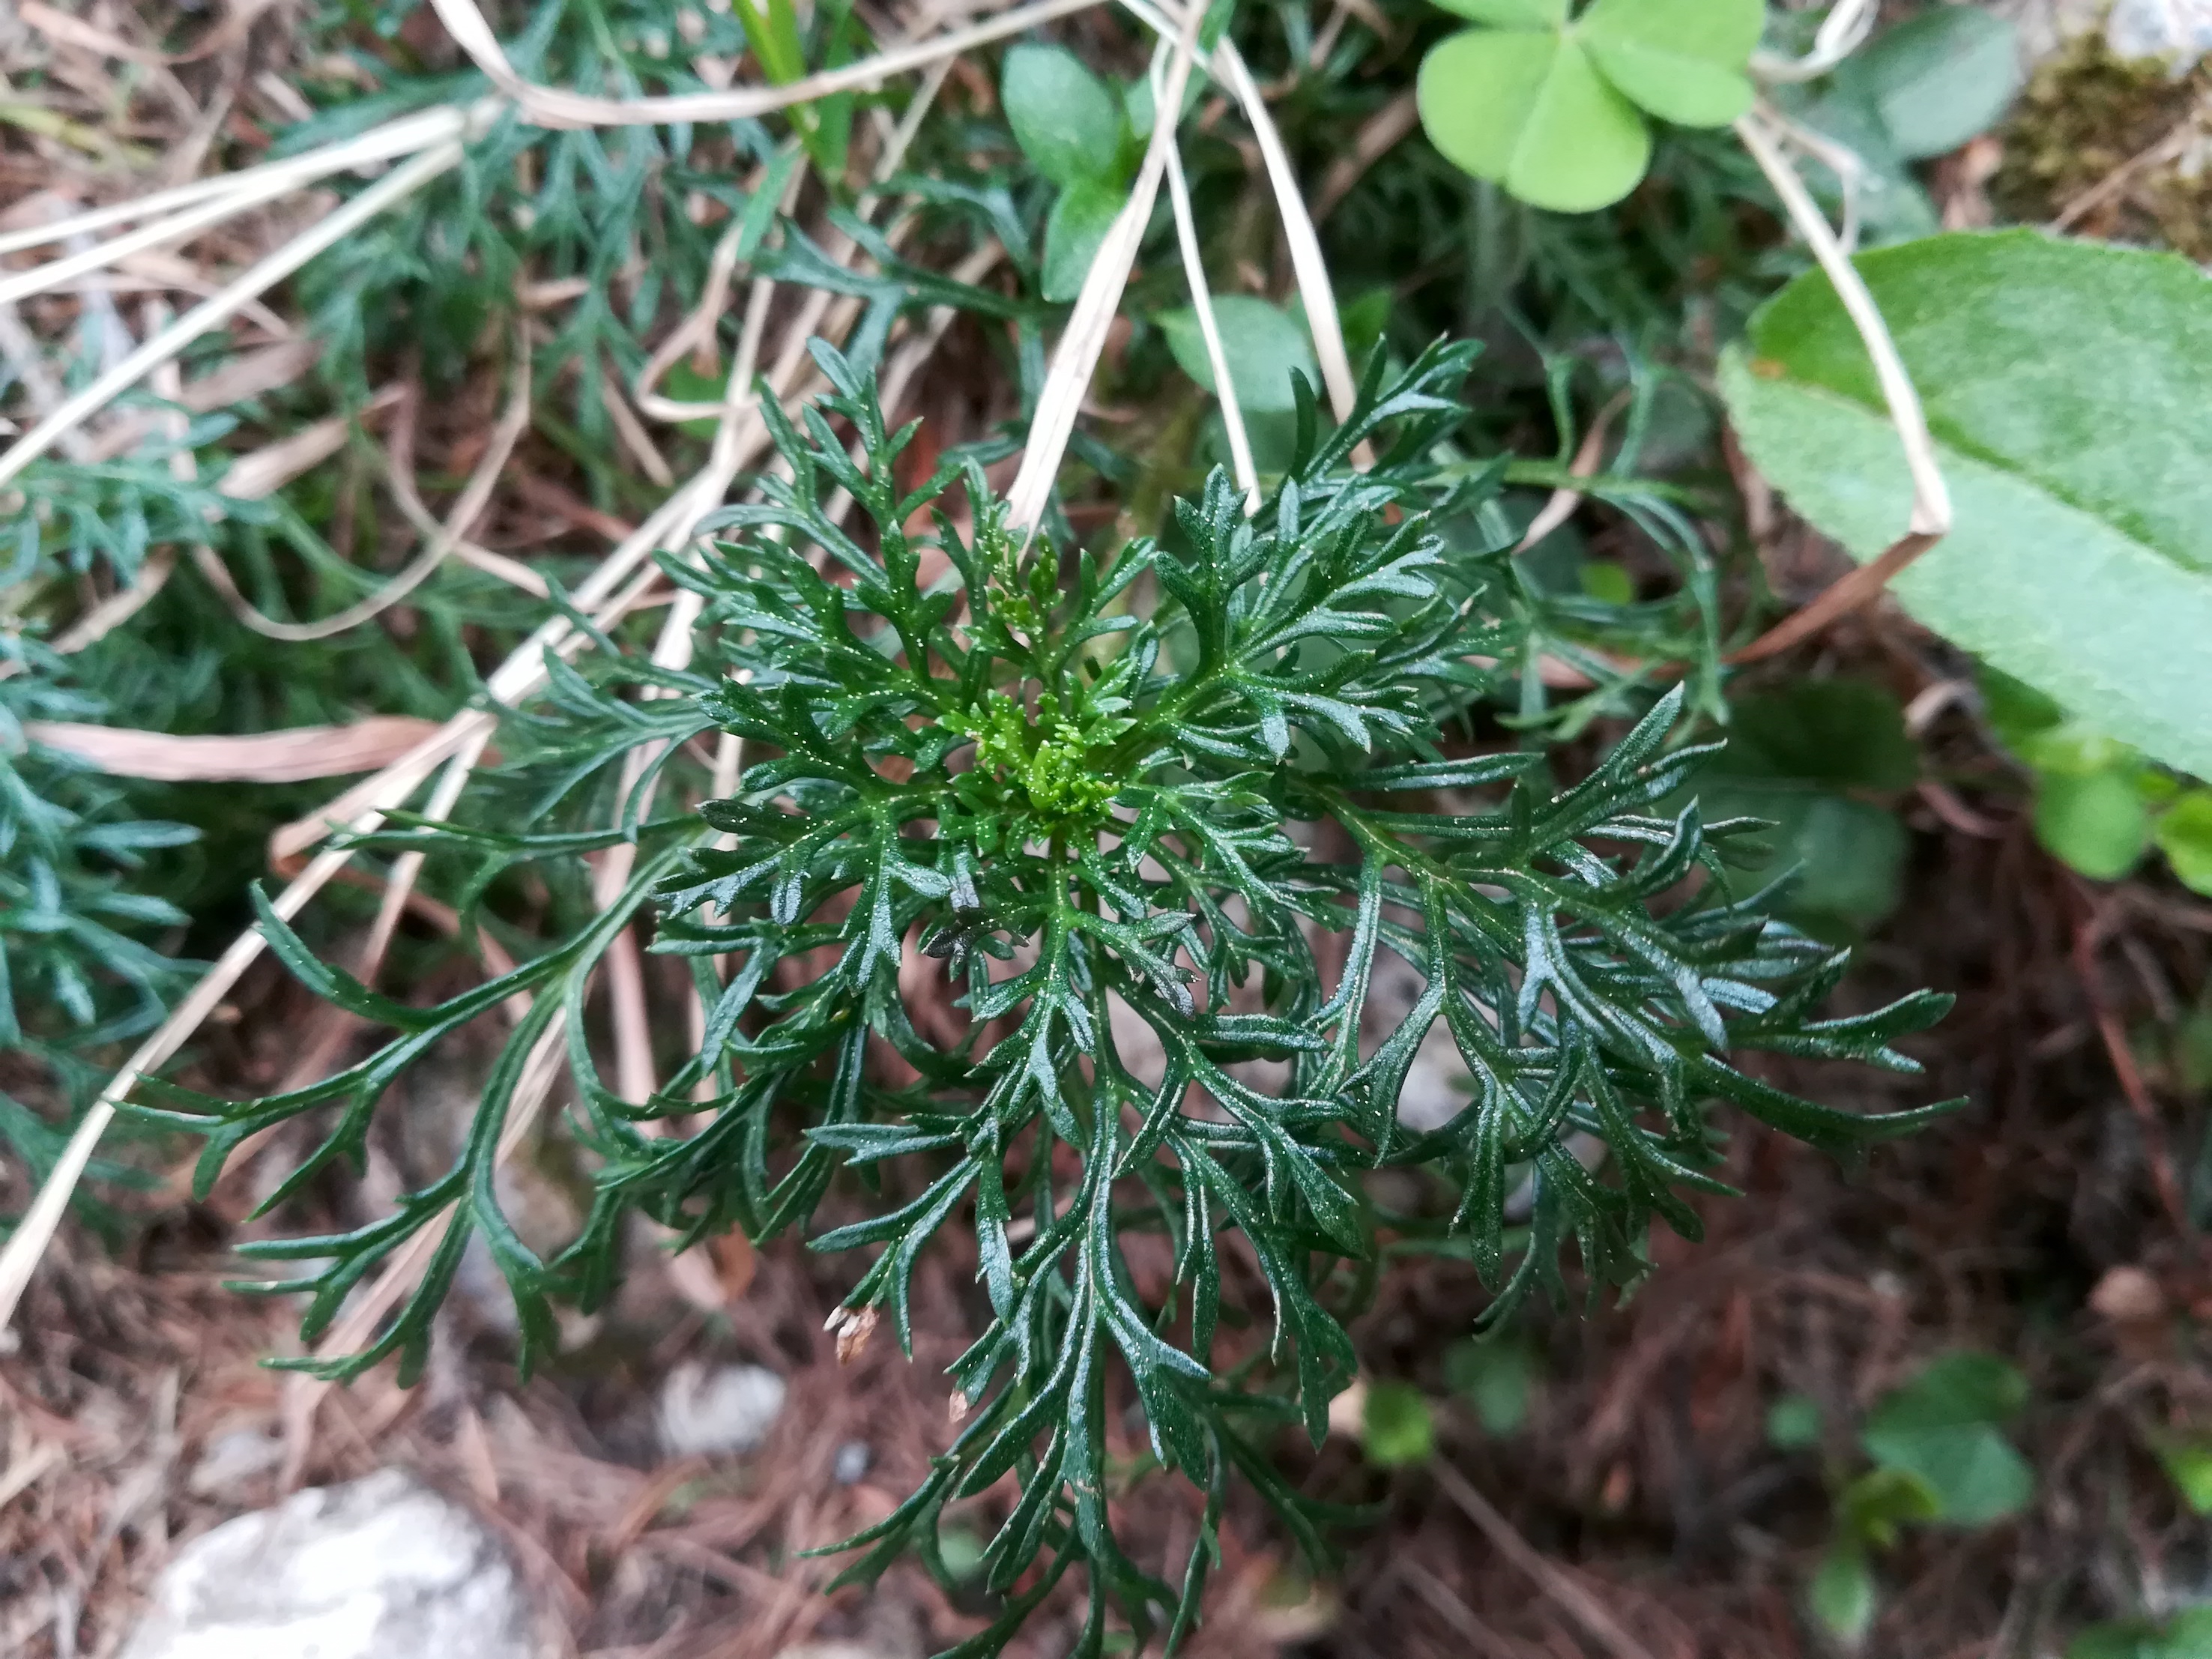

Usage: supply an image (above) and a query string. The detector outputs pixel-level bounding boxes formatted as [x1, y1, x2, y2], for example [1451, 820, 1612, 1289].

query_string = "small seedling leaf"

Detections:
[1810, 1544, 1878, 1647]
[1840, 4, 2023, 161]
[1860, 1352, 2034, 1525]
[1158, 296, 1322, 414]
[1767, 1393, 1824, 1450]
[1362, 1380, 1436, 1466]
[1003, 43, 1125, 189]
[2154, 791, 2212, 896]
[1445, 1335, 1535, 1436]
[2034, 768, 2151, 883]
[1042, 178, 1122, 303]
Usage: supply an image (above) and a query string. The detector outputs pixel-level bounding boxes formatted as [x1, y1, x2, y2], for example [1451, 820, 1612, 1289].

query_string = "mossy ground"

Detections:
[1995, 34, 2212, 256]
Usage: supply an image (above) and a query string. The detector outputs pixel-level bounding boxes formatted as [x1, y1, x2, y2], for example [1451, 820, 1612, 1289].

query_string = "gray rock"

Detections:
[658, 1360, 786, 1458]
[2106, 0, 2212, 66]
[832, 1441, 871, 1484]
[121, 1468, 537, 1659]
[1990, 0, 2109, 63]
[184, 1426, 283, 1498]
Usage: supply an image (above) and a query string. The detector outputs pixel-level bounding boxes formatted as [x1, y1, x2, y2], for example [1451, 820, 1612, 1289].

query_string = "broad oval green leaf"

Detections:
[1579, 0, 1762, 127]
[2155, 791, 2212, 896]
[1860, 1351, 2034, 1526]
[1765, 1393, 1823, 1449]
[2156, 1436, 2212, 1515]
[1002, 43, 1124, 190]
[1158, 295, 1320, 414]
[1041, 178, 1122, 303]
[1719, 230, 2212, 781]
[2036, 769, 2151, 880]
[1445, 1335, 1535, 1435]
[1361, 1380, 1436, 1466]
[1809, 1545, 1877, 1647]
[1840, 3, 2022, 161]
[1418, 28, 1650, 211]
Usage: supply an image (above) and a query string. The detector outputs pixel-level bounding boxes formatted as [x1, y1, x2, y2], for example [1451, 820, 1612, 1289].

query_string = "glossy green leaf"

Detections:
[1042, 178, 1122, 303]
[1362, 1381, 1436, 1466]
[1860, 1352, 2034, 1525]
[1579, 559, 1635, 604]
[2158, 1437, 2212, 1515]
[2155, 791, 2212, 896]
[1837, 1465, 1943, 1547]
[1417, 28, 1650, 213]
[1579, 0, 1762, 127]
[1810, 1544, 1877, 1647]
[1445, 1335, 1535, 1436]
[1720, 231, 2212, 780]
[1157, 295, 1321, 414]
[1767, 1392, 1824, 1449]
[2035, 769, 2151, 882]
[1840, 4, 2022, 161]
[1002, 43, 1125, 189]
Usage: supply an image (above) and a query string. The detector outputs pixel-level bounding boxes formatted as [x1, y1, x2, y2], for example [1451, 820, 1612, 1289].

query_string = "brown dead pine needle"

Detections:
[1430, 1460, 1658, 1659]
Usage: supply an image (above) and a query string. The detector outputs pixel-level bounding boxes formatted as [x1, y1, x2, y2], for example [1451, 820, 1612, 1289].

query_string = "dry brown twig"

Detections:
[22, 717, 452, 784]
[1313, 89, 1417, 222]
[1430, 1461, 1658, 1659]
[2074, 896, 2192, 1239]
[1724, 106, 1953, 665]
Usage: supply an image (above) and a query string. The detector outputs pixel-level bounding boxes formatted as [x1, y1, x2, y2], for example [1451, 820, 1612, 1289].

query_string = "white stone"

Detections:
[121, 1469, 537, 1659]
[658, 1360, 787, 1458]
[2106, 0, 2212, 64]
[184, 1426, 283, 1497]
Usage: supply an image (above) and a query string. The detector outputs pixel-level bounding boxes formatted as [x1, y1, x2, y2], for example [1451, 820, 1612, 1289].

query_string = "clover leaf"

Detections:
[1418, 0, 1765, 211]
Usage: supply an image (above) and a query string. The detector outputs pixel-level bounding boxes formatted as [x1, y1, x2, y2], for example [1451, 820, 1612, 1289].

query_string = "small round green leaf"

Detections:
[1157, 295, 1320, 414]
[2156, 1436, 2212, 1515]
[1861, 1352, 2035, 1526]
[2154, 790, 2212, 896]
[1579, 559, 1635, 604]
[1362, 1380, 1436, 1466]
[1809, 1545, 1877, 1647]
[1042, 178, 1122, 303]
[1841, 4, 2023, 161]
[1837, 1466, 1942, 1547]
[1578, 0, 1762, 128]
[1418, 28, 1650, 212]
[1445, 1335, 1535, 1436]
[2036, 768, 2151, 882]
[1766, 1392, 1824, 1450]
[1002, 43, 1125, 190]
